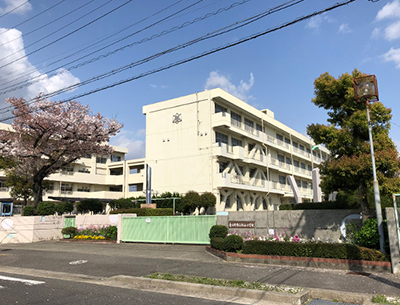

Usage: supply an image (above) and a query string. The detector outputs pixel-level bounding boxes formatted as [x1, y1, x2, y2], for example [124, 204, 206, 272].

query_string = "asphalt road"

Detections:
[0, 241, 399, 304]
[0, 272, 245, 305]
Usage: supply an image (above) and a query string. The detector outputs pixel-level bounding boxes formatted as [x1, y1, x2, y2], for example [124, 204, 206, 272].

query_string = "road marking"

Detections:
[69, 260, 88, 265]
[0, 275, 45, 285]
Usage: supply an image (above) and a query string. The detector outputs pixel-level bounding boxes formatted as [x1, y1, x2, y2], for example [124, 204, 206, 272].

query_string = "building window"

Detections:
[215, 103, 227, 114]
[248, 143, 255, 152]
[61, 183, 72, 192]
[244, 118, 253, 128]
[77, 186, 90, 192]
[302, 181, 308, 189]
[276, 133, 283, 141]
[231, 111, 241, 127]
[219, 161, 228, 173]
[277, 154, 284, 162]
[285, 137, 290, 144]
[83, 153, 91, 159]
[293, 141, 298, 148]
[249, 168, 256, 178]
[308, 165, 312, 171]
[110, 169, 123, 176]
[295, 179, 301, 187]
[299, 144, 304, 151]
[286, 157, 292, 165]
[225, 195, 231, 208]
[96, 156, 107, 164]
[279, 175, 286, 185]
[256, 123, 262, 132]
[129, 183, 143, 192]
[322, 154, 326, 161]
[110, 186, 122, 192]
[111, 155, 122, 162]
[301, 162, 306, 169]
[231, 137, 242, 147]
[306, 147, 311, 154]
[215, 131, 228, 145]
[293, 160, 299, 167]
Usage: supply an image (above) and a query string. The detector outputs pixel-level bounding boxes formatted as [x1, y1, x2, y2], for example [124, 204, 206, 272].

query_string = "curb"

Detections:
[111, 275, 311, 305]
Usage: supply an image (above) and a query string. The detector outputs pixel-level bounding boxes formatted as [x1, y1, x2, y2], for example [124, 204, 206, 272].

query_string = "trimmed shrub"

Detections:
[201, 192, 216, 209]
[224, 234, 244, 253]
[347, 218, 389, 252]
[279, 204, 293, 210]
[22, 205, 35, 216]
[61, 226, 77, 238]
[56, 202, 74, 215]
[36, 201, 56, 216]
[209, 225, 228, 239]
[242, 240, 387, 261]
[76, 199, 103, 214]
[109, 208, 173, 216]
[109, 198, 135, 210]
[182, 190, 201, 213]
[210, 237, 225, 250]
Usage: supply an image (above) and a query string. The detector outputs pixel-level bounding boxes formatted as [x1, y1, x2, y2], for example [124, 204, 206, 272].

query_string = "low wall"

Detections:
[217, 209, 363, 241]
[74, 214, 119, 229]
[0, 216, 63, 244]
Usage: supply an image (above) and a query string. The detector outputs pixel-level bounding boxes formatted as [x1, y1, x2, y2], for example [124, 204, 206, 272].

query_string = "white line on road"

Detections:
[0, 275, 45, 285]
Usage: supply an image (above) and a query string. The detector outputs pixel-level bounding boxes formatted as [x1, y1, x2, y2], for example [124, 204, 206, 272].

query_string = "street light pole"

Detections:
[366, 100, 385, 254]
[353, 75, 385, 254]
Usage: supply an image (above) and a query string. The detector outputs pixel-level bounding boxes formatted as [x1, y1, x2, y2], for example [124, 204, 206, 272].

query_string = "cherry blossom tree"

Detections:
[0, 95, 123, 207]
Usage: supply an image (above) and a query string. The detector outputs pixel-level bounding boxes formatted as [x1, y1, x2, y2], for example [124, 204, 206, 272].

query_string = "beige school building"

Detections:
[0, 88, 329, 212]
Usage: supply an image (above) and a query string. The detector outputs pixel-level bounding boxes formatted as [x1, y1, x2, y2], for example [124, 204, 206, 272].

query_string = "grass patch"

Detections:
[145, 273, 303, 294]
[372, 294, 400, 305]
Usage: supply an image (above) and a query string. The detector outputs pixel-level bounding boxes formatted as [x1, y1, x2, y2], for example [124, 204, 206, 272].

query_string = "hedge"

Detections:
[242, 240, 387, 262]
[209, 225, 228, 239]
[110, 208, 173, 216]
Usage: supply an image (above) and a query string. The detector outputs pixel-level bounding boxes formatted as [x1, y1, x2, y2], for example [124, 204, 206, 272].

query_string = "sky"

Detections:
[0, 0, 398, 159]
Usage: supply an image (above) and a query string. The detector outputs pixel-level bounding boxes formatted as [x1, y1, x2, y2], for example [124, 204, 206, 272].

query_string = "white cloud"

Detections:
[371, 27, 381, 38]
[111, 133, 145, 160]
[136, 128, 145, 137]
[204, 71, 254, 101]
[306, 14, 335, 29]
[339, 23, 352, 33]
[382, 47, 400, 68]
[0, 28, 80, 108]
[376, 0, 400, 20]
[0, 0, 32, 15]
[384, 20, 400, 40]
[150, 84, 167, 89]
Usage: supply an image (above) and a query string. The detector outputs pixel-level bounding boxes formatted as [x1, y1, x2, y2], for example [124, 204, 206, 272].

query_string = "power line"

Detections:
[0, 0, 356, 121]
[0, 0, 133, 70]
[0, 0, 188, 92]
[0, 0, 31, 21]
[0, 0, 250, 96]
[0, 0, 301, 107]
[0, 0, 94, 49]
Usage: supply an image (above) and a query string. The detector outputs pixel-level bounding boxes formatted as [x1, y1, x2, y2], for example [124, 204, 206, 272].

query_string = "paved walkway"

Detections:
[0, 241, 399, 303]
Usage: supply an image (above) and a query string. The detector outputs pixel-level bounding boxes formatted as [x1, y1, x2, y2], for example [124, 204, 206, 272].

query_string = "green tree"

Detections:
[182, 191, 201, 213]
[307, 69, 400, 217]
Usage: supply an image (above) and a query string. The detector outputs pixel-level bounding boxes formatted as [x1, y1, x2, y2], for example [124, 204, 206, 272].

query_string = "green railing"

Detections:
[121, 215, 217, 244]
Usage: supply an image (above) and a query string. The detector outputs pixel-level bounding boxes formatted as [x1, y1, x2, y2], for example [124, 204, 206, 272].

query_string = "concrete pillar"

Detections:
[385, 207, 400, 274]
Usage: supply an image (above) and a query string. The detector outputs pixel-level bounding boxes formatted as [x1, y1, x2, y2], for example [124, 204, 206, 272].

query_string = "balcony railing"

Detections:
[231, 118, 241, 128]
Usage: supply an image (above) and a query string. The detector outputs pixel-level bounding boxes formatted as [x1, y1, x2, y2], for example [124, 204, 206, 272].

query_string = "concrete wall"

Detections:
[385, 207, 400, 274]
[217, 209, 362, 241]
[74, 214, 119, 229]
[0, 216, 63, 244]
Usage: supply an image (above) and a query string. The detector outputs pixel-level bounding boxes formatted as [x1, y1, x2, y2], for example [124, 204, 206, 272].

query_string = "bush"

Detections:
[224, 234, 244, 252]
[347, 218, 389, 251]
[36, 201, 56, 216]
[109, 208, 173, 216]
[279, 204, 293, 210]
[61, 226, 77, 238]
[109, 198, 134, 210]
[210, 237, 225, 250]
[56, 202, 74, 215]
[182, 191, 201, 213]
[76, 199, 103, 214]
[22, 205, 35, 216]
[201, 192, 216, 209]
[209, 225, 228, 239]
[241, 240, 387, 261]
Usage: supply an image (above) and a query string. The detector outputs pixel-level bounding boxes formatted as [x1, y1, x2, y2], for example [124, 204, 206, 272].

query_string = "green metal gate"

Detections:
[121, 215, 217, 244]
[64, 216, 76, 228]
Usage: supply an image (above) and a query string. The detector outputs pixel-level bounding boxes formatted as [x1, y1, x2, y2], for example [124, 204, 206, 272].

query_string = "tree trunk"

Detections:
[32, 176, 44, 208]
[358, 184, 370, 222]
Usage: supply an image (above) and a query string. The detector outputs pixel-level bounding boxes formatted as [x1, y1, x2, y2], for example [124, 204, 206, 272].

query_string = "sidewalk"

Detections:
[0, 241, 399, 303]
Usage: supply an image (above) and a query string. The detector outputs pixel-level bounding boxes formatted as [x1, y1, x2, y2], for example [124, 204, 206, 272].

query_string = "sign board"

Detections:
[228, 221, 255, 229]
